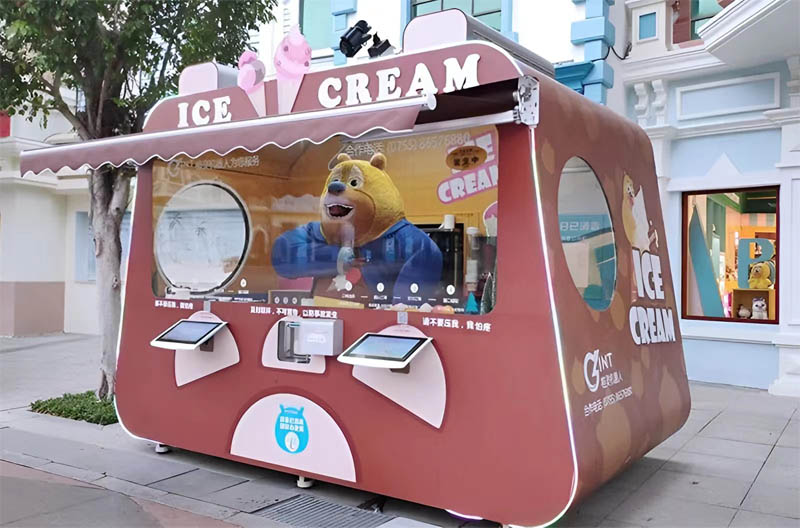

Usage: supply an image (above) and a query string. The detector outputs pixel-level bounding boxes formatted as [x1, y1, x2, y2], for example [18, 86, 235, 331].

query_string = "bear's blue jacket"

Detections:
[271, 219, 443, 301]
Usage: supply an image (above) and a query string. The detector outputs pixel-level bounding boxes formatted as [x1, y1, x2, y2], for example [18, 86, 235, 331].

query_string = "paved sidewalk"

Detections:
[0, 334, 99, 411]
[1, 334, 798, 527]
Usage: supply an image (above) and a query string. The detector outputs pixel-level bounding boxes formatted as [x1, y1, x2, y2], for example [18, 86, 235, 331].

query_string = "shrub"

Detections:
[30, 391, 118, 425]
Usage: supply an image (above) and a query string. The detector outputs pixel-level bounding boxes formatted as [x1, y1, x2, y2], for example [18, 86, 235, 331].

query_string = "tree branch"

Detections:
[39, 75, 91, 140]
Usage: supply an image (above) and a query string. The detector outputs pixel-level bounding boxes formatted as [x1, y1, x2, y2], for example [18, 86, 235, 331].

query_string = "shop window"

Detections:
[682, 187, 778, 323]
[557, 157, 616, 311]
[75, 211, 131, 282]
[300, 0, 333, 51]
[691, 0, 723, 39]
[151, 125, 499, 314]
[154, 183, 249, 294]
[411, 0, 502, 31]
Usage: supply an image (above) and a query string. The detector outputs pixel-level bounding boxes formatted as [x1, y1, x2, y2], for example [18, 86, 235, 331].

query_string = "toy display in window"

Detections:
[271, 153, 443, 307]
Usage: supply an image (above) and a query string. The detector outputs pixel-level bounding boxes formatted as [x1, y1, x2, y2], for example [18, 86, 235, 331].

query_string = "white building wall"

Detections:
[64, 193, 99, 335]
[514, 0, 585, 65]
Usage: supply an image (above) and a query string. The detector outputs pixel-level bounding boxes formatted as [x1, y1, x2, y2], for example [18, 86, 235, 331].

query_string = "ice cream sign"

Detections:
[317, 53, 480, 109]
[629, 248, 677, 346]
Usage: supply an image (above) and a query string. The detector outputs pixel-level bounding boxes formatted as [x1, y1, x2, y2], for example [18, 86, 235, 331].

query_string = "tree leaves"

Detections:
[0, 0, 277, 140]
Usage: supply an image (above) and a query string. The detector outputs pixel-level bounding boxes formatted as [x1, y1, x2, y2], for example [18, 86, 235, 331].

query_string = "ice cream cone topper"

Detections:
[238, 50, 268, 116]
[274, 25, 312, 114]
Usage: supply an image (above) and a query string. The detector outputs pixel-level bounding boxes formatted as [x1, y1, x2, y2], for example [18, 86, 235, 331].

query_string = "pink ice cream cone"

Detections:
[273, 25, 311, 114]
[237, 50, 268, 116]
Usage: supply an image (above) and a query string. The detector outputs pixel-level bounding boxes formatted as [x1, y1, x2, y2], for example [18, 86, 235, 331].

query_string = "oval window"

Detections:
[557, 157, 616, 311]
[155, 183, 249, 293]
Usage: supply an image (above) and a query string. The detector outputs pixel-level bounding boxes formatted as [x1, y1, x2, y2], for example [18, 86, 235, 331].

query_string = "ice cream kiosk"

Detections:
[21, 11, 689, 527]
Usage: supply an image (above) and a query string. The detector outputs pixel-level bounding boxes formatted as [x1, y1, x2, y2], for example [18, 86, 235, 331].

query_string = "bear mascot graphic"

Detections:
[271, 152, 443, 304]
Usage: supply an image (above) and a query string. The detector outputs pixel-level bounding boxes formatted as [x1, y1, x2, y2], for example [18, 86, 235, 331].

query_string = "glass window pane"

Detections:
[152, 127, 499, 315]
[692, 0, 723, 19]
[412, 0, 443, 17]
[473, 0, 501, 15]
[155, 183, 248, 294]
[300, 0, 333, 50]
[683, 188, 778, 322]
[475, 11, 502, 31]
[443, 0, 471, 13]
[558, 157, 616, 311]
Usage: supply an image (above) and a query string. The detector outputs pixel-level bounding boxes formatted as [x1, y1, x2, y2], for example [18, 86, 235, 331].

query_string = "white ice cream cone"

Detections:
[277, 78, 303, 114]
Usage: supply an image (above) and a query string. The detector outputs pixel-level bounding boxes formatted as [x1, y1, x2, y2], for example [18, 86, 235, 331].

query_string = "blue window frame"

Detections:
[410, 0, 502, 31]
[300, 0, 334, 50]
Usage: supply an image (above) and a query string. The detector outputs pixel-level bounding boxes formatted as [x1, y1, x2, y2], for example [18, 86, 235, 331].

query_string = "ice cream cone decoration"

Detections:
[237, 50, 267, 116]
[274, 25, 312, 114]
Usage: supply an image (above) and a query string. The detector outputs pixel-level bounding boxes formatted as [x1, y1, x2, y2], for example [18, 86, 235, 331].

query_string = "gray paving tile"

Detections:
[778, 420, 800, 448]
[553, 509, 603, 527]
[0, 428, 197, 485]
[663, 450, 763, 482]
[596, 520, 645, 528]
[715, 411, 790, 430]
[5, 492, 156, 527]
[742, 481, 800, 519]
[154, 492, 238, 520]
[731, 394, 799, 420]
[201, 477, 298, 513]
[730, 509, 800, 528]
[151, 468, 247, 498]
[604, 457, 664, 491]
[0, 450, 50, 468]
[0, 474, 107, 524]
[637, 469, 750, 508]
[569, 485, 634, 519]
[93, 475, 169, 500]
[656, 430, 696, 451]
[37, 462, 105, 483]
[698, 419, 782, 445]
[756, 447, 800, 490]
[607, 489, 737, 527]
[644, 444, 677, 462]
[681, 436, 772, 462]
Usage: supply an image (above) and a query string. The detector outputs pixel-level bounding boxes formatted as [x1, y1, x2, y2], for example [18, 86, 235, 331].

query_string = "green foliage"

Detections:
[31, 391, 119, 425]
[0, 0, 277, 138]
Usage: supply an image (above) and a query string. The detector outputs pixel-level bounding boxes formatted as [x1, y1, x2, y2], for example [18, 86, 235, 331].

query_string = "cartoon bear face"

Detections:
[320, 152, 405, 247]
[622, 174, 636, 207]
[749, 262, 768, 279]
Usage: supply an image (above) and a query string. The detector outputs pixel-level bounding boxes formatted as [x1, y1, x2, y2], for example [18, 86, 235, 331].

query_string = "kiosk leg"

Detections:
[155, 443, 171, 454]
[296, 475, 315, 488]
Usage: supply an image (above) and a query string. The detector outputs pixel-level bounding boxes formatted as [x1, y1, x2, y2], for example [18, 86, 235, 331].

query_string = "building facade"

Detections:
[620, 0, 800, 395]
[0, 102, 110, 336]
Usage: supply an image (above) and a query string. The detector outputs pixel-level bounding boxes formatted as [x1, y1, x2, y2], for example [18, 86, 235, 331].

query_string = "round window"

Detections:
[557, 157, 616, 311]
[155, 183, 249, 293]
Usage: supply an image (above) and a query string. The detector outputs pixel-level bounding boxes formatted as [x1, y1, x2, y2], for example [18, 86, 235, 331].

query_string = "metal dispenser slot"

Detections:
[277, 321, 310, 363]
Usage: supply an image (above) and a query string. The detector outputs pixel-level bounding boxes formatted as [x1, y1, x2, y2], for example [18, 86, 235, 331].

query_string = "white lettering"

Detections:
[632, 249, 644, 298]
[629, 307, 641, 345]
[345, 72, 372, 105]
[376, 67, 401, 101]
[652, 255, 664, 299]
[318, 77, 342, 108]
[406, 63, 437, 97]
[663, 308, 675, 341]
[212, 96, 232, 123]
[642, 252, 655, 300]
[177, 102, 189, 128]
[191, 99, 211, 125]
[443, 53, 480, 93]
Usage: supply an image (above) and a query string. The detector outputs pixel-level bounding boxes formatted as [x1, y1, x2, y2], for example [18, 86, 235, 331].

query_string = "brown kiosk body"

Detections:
[21, 23, 689, 527]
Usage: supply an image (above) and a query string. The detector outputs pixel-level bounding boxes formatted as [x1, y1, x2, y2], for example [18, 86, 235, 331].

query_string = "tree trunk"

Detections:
[90, 167, 130, 400]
